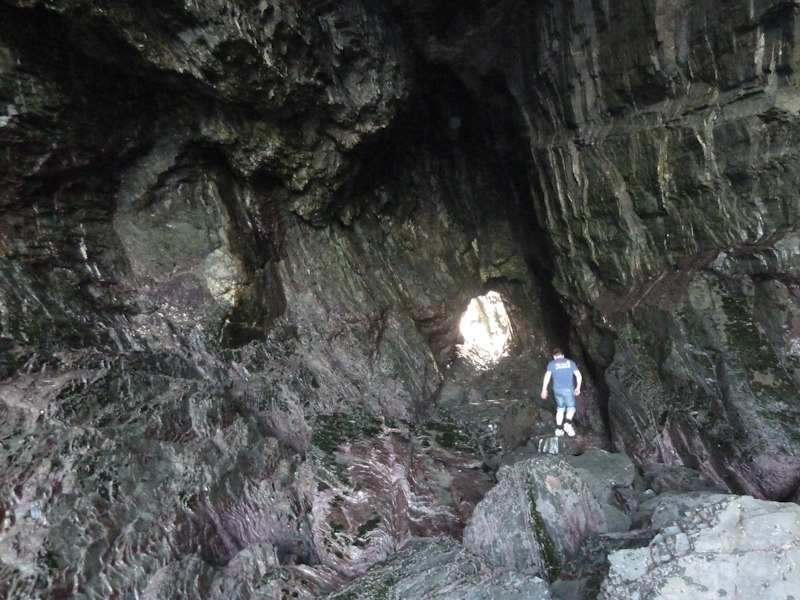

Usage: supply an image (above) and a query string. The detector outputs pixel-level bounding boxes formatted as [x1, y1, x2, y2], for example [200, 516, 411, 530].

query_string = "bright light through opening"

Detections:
[458, 291, 511, 368]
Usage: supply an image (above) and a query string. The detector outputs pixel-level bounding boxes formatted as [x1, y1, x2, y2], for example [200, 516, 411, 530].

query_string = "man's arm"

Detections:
[540, 371, 552, 399]
[574, 368, 582, 395]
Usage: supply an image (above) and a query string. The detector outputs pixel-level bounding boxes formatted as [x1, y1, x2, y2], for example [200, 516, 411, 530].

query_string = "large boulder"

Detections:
[564, 447, 638, 533]
[462, 455, 607, 581]
[601, 494, 800, 599]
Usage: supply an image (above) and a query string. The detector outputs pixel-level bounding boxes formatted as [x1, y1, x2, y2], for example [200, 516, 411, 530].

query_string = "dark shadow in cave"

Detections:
[336, 55, 579, 355]
[447, 66, 574, 352]
[330, 55, 617, 438]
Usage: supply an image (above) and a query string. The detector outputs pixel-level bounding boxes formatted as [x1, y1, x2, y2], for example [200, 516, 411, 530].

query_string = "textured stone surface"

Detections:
[379, 0, 800, 498]
[321, 535, 552, 600]
[0, 3, 550, 593]
[462, 456, 607, 581]
[601, 494, 800, 599]
[564, 448, 638, 532]
[3, 0, 800, 598]
[510, 0, 800, 498]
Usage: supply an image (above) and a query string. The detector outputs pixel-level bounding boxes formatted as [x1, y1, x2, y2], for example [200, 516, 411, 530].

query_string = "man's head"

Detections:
[552, 347, 564, 358]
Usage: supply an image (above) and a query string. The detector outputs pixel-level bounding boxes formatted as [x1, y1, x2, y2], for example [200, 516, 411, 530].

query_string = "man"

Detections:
[540, 347, 582, 437]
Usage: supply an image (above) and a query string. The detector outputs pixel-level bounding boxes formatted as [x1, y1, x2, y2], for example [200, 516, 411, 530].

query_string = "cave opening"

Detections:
[458, 291, 512, 368]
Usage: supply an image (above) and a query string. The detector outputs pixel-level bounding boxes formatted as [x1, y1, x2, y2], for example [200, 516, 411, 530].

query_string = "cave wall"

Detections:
[388, 0, 800, 498]
[3, 0, 800, 597]
[508, 0, 800, 499]
[0, 1, 544, 597]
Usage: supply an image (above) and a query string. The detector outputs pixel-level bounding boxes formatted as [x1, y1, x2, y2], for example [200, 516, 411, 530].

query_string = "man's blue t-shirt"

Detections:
[547, 357, 577, 391]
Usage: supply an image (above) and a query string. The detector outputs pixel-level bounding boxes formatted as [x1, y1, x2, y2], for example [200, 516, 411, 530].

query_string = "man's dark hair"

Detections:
[552, 347, 563, 355]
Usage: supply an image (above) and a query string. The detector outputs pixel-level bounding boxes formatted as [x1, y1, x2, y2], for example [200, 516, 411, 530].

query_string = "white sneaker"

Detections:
[555, 428, 565, 437]
[563, 422, 576, 437]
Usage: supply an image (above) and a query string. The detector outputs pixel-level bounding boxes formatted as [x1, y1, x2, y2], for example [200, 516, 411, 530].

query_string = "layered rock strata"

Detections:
[2, 0, 800, 598]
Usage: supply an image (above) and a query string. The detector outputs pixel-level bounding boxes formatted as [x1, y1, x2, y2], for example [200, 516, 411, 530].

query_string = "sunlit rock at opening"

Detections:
[458, 291, 511, 368]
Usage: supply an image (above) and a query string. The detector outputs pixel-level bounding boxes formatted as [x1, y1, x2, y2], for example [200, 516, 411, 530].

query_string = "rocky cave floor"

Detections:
[316, 346, 797, 600]
[1, 340, 798, 600]
[313, 347, 771, 600]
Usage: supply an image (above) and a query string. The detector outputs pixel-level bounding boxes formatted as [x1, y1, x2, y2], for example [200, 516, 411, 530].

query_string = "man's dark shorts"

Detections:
[554, 388, 576, 409]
